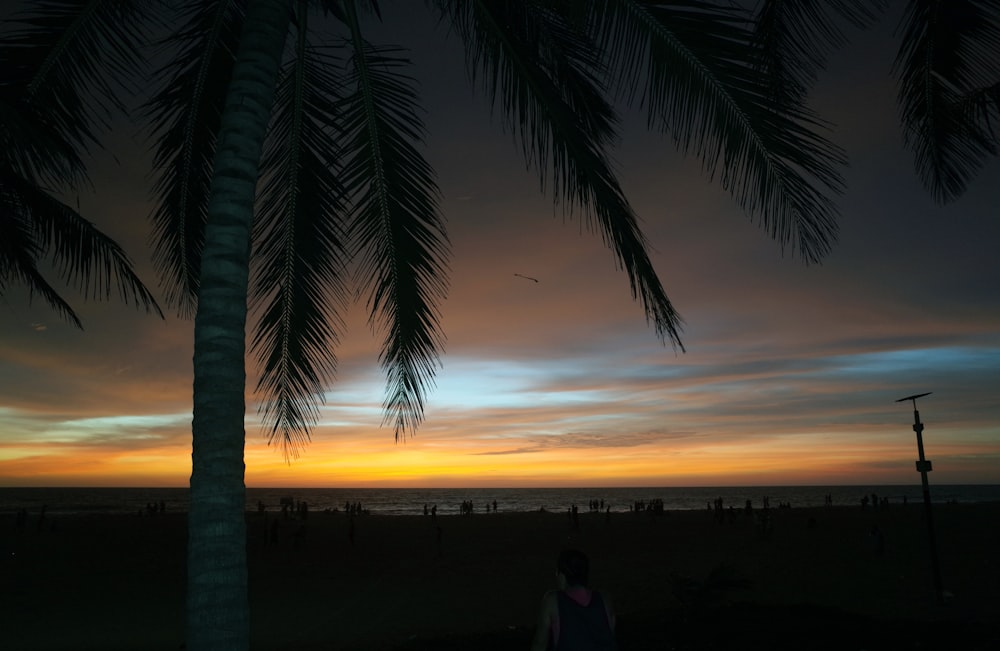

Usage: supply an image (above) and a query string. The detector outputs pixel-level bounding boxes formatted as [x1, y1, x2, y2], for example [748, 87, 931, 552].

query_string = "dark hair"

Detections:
[557, 549, 589, 586]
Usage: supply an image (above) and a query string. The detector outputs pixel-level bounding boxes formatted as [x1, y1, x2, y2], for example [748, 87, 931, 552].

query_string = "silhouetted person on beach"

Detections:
[531, 549, 616, 651]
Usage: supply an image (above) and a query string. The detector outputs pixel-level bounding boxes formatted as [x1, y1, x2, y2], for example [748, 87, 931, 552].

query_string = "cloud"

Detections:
[474, 429, 701, 455]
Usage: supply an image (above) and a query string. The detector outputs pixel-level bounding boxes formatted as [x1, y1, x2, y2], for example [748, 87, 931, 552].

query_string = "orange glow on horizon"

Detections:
[3, 420, 997, 488]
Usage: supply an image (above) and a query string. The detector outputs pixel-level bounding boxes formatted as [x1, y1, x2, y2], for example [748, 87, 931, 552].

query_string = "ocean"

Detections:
[1, 484, 999, 517]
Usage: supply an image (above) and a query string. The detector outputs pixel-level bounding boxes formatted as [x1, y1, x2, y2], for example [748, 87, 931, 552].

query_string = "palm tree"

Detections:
[7, 2, 997, 650]
[0, 2, 161, 326]
[149, 2, 843, 647]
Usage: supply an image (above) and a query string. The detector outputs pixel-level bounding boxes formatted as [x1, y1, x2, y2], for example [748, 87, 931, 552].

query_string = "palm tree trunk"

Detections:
[187, 1, 289, 650]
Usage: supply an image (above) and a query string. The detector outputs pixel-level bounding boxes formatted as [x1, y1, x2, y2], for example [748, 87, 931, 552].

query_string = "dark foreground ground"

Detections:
[3, 502, 998, 649]
[384, 604, 998, 651]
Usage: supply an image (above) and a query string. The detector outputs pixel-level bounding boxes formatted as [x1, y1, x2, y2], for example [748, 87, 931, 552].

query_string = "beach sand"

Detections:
[3, 503, 998, 650]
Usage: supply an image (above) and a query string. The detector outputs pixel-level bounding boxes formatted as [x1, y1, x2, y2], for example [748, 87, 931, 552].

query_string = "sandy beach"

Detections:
[3, 503, 998, 650]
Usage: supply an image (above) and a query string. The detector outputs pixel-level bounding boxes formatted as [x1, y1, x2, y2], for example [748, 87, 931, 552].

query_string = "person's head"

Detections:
[557, 549, 589, 587]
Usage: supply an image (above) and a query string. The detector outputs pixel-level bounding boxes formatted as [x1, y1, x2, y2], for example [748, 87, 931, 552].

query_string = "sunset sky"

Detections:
[1, 4, 998, 488]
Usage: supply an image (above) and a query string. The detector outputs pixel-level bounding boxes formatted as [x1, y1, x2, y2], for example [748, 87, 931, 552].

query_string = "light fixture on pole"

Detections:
[895, 391, 944, 602]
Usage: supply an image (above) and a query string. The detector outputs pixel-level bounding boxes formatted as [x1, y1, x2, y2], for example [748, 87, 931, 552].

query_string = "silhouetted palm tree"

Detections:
[7, 2, 997, 650]
[147, 5, 844, 643]
[0, 3, 161, 326]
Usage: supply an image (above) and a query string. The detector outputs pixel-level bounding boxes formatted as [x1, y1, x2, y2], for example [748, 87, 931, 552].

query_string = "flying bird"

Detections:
[514, 273, 539, 283]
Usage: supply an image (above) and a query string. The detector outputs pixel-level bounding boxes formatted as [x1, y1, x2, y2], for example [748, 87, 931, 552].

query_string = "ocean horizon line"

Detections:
[4, 484, 999, 517]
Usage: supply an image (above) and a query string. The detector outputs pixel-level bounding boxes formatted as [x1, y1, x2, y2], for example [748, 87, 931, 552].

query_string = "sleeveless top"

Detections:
[554, 590, 617, 651]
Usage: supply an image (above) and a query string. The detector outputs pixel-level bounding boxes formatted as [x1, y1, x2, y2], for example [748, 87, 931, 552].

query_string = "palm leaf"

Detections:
[144, 0, 246, 316]
[0, 1, 162, 327]
[0, 168, 163, 322]
[250, 4, 350, 456]
[589, 0, 845, 263]
[434, 0, 684, 348]
[956, 80, 1000, 141]
[0, 176, 82, 327]
[0, 90, 86, 190]
[893, 0, 1000, 203]
[341, 1, 449, 440]
[1, 0, 151, 184]
[751, 0, 887, 102]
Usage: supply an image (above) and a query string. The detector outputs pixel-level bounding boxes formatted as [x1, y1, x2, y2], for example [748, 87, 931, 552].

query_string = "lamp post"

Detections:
[895, 392, 944, 602]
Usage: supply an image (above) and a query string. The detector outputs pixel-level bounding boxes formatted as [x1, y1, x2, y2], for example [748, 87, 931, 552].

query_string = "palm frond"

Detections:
[435, 0, 684, 348]
[751, 0, 887, 101]
[0, 0, 155, 189]
[250, 5, 350, 457]
[449, 1, 620, 176]
[0, 180, 82, 327]
[0, 168, 163, 322]
[0, 91, 86, 190]
[0, 2, 163, 327]
[956, 80, 1000, 141]
[1, 0, 151, 182]
[589, 0, 845, 263]
[341, 1, 449, 440]
[144, 0, 246, 316]
[893, 0, 1000, 203]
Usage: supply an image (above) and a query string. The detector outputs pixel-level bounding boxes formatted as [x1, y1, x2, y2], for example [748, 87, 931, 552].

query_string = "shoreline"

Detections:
[4, 504, 998, 649]
[4, 483, 998, 518]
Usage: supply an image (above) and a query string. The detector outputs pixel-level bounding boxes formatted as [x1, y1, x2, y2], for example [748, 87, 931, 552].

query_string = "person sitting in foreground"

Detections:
[531, 548, 616, 651]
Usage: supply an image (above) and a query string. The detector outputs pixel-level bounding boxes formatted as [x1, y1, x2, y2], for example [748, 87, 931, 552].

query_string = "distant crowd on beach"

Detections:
[455, 499, 500, 514]
[221, 487, 969, 563]
[186, 490, 937, 519]
[243, 488, 954, 523]
[176, 489, 960, 520]
[228, 489, 951, 519]
[2, 489, 949, 530]
[861, 491, 894, 509]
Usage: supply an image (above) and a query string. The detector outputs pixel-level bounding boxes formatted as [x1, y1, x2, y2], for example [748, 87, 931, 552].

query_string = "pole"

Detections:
[897, 392, 944, 602]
